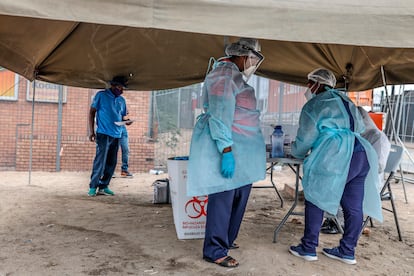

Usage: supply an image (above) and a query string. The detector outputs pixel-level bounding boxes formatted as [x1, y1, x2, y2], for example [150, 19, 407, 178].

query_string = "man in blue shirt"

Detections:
[88, 76, 129, 196]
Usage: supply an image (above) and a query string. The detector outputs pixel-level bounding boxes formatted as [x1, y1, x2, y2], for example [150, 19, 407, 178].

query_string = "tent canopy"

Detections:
[1, 0, 414, 91]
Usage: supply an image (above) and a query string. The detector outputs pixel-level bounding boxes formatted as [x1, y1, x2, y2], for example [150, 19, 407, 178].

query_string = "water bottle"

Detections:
[271, 125, 284, 158]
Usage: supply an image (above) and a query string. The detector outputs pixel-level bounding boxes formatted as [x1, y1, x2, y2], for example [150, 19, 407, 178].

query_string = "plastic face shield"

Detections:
[242, 50, 264, 81]
[248, 50, 264, 68]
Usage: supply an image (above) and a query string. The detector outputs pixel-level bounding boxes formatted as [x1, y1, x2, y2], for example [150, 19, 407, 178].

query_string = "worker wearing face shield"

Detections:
[289, 68, 382, 264]
[187, 38, 265, 268]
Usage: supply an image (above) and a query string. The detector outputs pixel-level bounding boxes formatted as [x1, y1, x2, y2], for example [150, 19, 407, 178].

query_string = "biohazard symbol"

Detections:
[185, 196, 208, 219]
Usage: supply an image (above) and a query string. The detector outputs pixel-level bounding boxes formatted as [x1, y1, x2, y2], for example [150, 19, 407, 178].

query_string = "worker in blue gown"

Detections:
[288, 68, 383, 265]
[187, 38, 266, 268]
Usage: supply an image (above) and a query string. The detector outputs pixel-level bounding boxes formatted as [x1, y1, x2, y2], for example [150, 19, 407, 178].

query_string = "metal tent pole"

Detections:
[29, 79, 36, 185]
[55, 85, 63, 171]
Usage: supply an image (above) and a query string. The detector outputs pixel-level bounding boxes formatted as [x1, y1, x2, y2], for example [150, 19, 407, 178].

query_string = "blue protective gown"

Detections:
[187, 59, 266, 196]
[291, 89, 383, 222]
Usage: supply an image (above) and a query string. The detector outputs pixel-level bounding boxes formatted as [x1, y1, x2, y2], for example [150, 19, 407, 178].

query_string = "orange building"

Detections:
[347, 90, 373, 107]
[348, 89, 385, 130]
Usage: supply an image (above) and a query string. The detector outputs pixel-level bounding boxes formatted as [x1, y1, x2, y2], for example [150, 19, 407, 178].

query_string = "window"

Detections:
[0, 68, 19, 101]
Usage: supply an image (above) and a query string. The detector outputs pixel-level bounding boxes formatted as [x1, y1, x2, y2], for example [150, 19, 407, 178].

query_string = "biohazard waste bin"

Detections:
[167, 157, 208, 239]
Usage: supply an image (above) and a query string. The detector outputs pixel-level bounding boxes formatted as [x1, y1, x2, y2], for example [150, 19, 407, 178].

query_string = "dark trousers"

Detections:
[203, 184, 252, 261]
[301, 151, 369, 256]
[89, 133, 119, 189]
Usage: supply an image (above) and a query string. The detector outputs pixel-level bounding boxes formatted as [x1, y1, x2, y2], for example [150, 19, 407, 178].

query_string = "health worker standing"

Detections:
[289, 68, 382, 265]
[187, 38, 266, 268]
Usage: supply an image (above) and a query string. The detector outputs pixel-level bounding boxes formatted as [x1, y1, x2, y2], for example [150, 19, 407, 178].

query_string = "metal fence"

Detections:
[383, 90, 414, 144]
[382, 90, 414, 174]
[151, 75, 307, 169]
[151, 84, 201, 169]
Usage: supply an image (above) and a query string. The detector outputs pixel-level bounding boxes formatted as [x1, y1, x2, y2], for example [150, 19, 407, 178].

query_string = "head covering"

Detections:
[307, 68, 337, 88]
[109, 75, 128, 88]
[225, 38, 261, 57]
[224, 38, 264, 81]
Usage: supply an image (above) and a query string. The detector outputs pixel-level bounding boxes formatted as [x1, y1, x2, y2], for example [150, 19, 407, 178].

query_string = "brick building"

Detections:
[0, 69, 154, 172]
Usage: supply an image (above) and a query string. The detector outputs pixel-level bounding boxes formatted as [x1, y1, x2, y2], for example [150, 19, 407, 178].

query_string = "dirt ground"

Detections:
[0, 169, 413, 276]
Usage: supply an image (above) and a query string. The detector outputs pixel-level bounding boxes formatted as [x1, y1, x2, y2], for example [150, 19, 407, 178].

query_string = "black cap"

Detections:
[109, 75, 128, 88]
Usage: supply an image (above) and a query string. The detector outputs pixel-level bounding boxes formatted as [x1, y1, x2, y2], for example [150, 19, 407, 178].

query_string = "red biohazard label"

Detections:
[185, 196, 208, 219]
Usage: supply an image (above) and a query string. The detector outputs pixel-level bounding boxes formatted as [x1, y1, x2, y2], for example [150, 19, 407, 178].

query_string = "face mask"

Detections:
[304, 82, 320, 101]
[304, 88, 314, 101]
[242, 65, 256, 81]
[242, 53, 263, 81]
[112, 87, 123, 97]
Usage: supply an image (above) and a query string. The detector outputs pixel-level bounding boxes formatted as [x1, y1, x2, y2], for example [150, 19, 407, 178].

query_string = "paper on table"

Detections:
[114, 120, 135, 126]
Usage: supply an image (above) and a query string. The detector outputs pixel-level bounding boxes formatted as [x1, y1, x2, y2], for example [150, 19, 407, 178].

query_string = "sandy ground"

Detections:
[0, 169, 413, 276]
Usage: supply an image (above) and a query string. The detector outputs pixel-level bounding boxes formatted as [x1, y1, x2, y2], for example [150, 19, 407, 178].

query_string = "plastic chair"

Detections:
[361, 144, 404, 241]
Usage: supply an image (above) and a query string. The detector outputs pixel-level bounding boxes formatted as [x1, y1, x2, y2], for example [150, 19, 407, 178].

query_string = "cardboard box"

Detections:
[167, 158, 208, 239]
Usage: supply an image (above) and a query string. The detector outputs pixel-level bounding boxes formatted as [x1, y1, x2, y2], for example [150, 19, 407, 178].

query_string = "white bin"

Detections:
[167, 157, 208, 239]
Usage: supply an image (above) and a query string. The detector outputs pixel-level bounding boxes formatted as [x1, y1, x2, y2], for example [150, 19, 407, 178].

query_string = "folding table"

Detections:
[266, 157, 304, 243]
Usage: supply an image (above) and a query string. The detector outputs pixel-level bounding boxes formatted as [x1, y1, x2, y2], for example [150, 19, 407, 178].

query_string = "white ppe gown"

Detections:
[187, 60, 266, 196]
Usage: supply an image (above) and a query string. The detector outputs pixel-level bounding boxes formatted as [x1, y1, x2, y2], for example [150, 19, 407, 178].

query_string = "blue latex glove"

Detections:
[221, 151, 235, 178]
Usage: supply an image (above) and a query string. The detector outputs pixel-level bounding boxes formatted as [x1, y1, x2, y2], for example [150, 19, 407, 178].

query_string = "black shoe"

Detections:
[321, 218, 332, 228]
[321, 219, 340, 234]
[121, 171, 133, 178]
[381, 192, 391, 200]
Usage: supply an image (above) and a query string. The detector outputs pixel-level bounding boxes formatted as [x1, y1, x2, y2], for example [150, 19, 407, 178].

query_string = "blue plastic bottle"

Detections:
[271, 125, 284, 158]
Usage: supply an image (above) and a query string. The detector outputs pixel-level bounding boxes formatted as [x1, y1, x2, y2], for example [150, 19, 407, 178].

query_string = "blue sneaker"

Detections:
[88, 188, 97, 197]
[322, 247, 356, 265]
[289, 244, 318, 261]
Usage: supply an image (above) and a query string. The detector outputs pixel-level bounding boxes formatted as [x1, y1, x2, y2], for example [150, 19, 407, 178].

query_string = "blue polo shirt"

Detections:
[91, 89, 127, 138]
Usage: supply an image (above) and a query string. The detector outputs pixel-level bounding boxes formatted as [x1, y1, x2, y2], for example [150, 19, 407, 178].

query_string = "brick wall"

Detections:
[0, 75, 155, 173]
